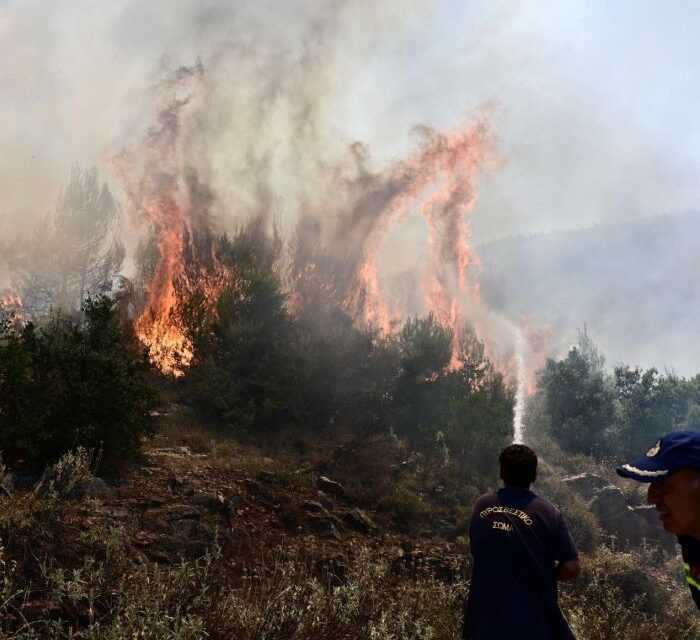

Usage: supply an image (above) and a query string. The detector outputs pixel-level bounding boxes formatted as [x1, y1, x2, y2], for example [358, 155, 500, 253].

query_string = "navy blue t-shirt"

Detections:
[464, 487, 578, 640]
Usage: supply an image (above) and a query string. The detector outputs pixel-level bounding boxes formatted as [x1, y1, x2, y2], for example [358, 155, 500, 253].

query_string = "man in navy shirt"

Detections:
[617, 431, 700, 612]
[464, 444, 580, 640]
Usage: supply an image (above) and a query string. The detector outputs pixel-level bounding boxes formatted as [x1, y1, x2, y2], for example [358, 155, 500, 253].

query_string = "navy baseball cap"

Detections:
[617, 431, 700, 482]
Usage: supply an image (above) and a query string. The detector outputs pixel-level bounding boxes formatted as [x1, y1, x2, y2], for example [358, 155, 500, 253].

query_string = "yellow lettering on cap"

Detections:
[646, 440, 661, 457]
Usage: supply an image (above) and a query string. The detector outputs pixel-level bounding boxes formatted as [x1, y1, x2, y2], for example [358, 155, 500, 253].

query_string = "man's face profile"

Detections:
[647, 469, 700, 535]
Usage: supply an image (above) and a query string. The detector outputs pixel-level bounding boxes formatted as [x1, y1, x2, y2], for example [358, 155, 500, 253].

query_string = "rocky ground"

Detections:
[74, 438, 461, 578]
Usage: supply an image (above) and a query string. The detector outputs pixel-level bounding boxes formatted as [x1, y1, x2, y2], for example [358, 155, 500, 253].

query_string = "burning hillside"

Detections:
[108, 62, 522, 383]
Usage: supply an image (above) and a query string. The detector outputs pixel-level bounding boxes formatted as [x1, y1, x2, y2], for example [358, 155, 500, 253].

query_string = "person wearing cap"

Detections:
[617, 430, 700, 611]
[463, 444, 580, 639]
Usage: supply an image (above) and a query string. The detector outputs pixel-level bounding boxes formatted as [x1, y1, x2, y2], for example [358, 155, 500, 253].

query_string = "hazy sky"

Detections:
[1, 0, 699, 243]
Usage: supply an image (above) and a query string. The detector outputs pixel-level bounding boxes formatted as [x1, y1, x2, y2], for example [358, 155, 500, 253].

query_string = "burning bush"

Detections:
[0, 295, 156, 472]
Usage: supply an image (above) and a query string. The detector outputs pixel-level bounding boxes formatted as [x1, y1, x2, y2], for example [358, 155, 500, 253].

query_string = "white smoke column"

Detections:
[512, 322, 528, 444]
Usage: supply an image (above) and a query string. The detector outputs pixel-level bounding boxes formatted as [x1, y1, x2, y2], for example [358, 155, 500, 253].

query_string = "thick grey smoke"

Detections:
[2, 0, 699, 373]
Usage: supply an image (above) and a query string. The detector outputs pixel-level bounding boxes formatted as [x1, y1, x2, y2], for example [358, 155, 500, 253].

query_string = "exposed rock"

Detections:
[303, 500, 329, 515]
[69, 477, 113, 499]
[90, 505, 129, 520]
[0, 472, 15, 496]
[293, 464, 314, 476]
[630, 505, 676, 549]
[589, 486, 648, 546]
[148, 447, 208, 460]
[562, 473, 659, 548]
[631, 504, 660, 529]
[307, 513, 343, 539]
[318, 475, 345, 497]
[344, 508, 377, 534]
[561, 473, 611, 501]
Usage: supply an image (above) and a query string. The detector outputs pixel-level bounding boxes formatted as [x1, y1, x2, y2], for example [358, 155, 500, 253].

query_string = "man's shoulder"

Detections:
[526, 493, 565, 520]
[528, 492, 559, 510]
[473, 492, 499, 508]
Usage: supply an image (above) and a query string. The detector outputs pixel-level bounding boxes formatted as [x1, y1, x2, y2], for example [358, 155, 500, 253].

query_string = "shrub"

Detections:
[34, 447, 97, 499]
[378, 489, 432, 533]
[0, 296, 156, 473]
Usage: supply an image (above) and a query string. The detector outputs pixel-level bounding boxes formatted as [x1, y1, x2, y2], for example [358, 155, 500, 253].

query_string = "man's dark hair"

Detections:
[499, 444, 537, 487]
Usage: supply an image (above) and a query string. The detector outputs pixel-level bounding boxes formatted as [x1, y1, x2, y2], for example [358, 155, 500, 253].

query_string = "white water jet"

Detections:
[512, 323, 528, 444]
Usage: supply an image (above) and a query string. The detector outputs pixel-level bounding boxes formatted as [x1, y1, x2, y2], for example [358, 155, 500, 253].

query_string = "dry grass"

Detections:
[0, 522, 466, 640]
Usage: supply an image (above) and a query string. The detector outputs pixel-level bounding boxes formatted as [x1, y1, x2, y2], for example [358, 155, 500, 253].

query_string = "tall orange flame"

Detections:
[343, 117, 492, 369]
[112, 66, 206, 376]
[0, 291, 28, 327]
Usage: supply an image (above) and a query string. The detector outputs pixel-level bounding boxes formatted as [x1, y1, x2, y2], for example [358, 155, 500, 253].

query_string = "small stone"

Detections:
[258, 470, 277, 482]
[70, 477, 114, 499]
[344, 508, 377, 534]
[303, 500, 328, 515]
[318, 476, 345, 497]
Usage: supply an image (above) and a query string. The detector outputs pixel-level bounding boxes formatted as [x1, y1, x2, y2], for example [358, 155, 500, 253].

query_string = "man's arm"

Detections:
[554, 509, 580, 581]
[556, 559, 580, 582]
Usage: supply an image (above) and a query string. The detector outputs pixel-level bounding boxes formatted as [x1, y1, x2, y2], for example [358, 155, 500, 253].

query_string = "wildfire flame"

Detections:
[0, 292, 23, 309]
[0, 291, 28, 327]
[112, 64, 222, 376]
[342, 118, 492, 368]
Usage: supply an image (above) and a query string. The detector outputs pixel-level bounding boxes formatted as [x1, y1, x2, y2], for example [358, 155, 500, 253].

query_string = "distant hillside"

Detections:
[478, 212, 700, 375]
